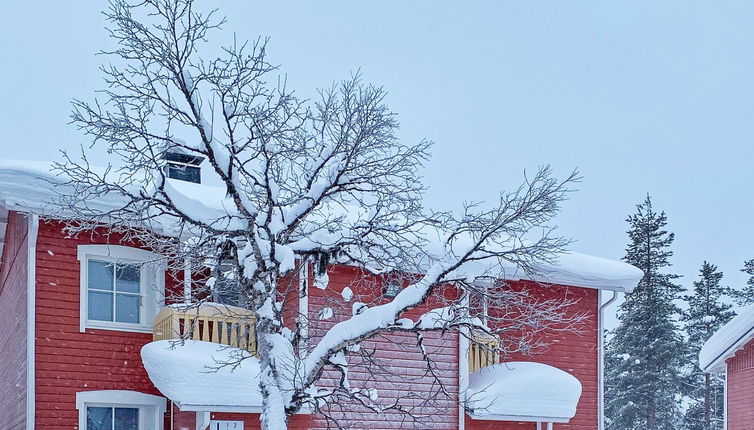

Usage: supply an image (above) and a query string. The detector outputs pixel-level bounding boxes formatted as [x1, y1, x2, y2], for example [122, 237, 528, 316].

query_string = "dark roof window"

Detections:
[163, 151, 205, 184]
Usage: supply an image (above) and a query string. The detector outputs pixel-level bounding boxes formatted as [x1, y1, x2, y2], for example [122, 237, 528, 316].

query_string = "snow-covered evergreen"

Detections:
[605, 195, 686, 430]
[735, 258, 754, 306]
[681, 262, 734, 430]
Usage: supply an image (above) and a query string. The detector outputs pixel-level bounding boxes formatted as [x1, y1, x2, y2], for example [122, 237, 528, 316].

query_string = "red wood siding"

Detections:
[727, 340, 754, 430]
[0, 211, 30, 430]
[466, 283, 599, 430]
[305, 264, 461, 430]
[34, 221, 167, 428]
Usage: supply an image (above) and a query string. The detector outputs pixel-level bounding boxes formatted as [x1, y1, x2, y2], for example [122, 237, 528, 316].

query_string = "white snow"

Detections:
[341, 287, 353, 302]
[465, 361, 582, 422]
[700, 303, 754, 373]
[319, 307, 334, 321]
[314, 269, 329, 290]
[0, 159, 643, 292]
[141, 340, 263, 411]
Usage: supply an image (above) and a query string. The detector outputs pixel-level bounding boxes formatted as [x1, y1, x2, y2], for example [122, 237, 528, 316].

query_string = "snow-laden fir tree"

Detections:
[734, 259, 754, 306]
[681, 262, 734, 430]
[605, 195, 686, 430]
[54, 0, 583, 428]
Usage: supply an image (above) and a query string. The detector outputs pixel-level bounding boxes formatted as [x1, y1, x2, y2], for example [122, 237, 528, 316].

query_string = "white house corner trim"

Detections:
[26, 214, 38, 430]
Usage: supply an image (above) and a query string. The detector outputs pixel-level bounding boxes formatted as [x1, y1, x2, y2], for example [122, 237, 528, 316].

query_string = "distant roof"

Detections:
[700, 304, 754, 373]
[465, 361, 582, 423]
[0, 159, 643, 292]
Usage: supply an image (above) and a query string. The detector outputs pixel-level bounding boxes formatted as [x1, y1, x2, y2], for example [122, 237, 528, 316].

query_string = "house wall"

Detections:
[30, 219, 599, 430]
[306, 264, 461, 429]
[0, 211, 30, 430]
[33, 221, 165, 428]
[726, 339, 754, 430]
[304, 268, 599, 430]
[465, 283, 599, 430]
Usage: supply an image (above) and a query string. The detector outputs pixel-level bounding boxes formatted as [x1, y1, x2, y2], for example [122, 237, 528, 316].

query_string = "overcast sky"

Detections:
[2, 1, 753, 322]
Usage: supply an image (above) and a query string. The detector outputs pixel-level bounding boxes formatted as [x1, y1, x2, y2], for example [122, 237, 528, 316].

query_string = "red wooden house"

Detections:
[700, 304, 754, 430]
[0, 160, 642, 430]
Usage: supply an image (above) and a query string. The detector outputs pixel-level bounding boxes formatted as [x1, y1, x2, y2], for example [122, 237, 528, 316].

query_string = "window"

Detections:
[88, 261, 142, 324]
[78, 245, 165, 333]
[76, 390, 166, 430]
[87, 406, 138, 430]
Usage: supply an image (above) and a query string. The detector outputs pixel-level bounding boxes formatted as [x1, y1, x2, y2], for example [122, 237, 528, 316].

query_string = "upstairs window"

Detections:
[87, 261, 142, 324]
[78, 245, 165, 333]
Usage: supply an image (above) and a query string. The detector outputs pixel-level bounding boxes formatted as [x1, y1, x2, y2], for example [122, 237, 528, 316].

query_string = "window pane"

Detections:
[88, 260, 113, 291]
[116, 294, 140, 324]
[114, 407, 139, 430]
[88, 291, 114, 321]
[86, 406, 112, 430]
[116, 264, 140, 293]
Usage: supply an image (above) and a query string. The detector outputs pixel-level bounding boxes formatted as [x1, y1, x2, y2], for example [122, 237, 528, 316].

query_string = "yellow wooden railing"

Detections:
[468, 330, 500, 373]
[152, 303, 257, 355]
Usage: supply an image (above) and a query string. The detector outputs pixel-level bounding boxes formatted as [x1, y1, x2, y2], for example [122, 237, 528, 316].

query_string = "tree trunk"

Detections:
[258, 327, 290, 430]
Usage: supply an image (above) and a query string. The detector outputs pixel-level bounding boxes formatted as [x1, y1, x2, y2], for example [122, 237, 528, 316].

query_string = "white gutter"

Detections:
[26, 214, 39, 430]
[598, 289, 618, 430]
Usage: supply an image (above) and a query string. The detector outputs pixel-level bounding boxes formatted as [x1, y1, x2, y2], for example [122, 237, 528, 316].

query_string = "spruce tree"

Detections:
[681, 262, 735, 430]
[734, 259, 754, 306]
[605, 195, 686, 430]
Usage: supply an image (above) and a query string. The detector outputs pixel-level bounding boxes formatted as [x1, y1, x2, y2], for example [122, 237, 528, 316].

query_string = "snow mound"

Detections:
[466, 362, 582, 423]
[141, 340, 263, 411]
[700, 303, 754, 373]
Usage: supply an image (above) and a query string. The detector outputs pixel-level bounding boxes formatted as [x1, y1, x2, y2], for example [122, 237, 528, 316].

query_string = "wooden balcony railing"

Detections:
[152, 303, 257, 355]
[468, 329, 500, 373]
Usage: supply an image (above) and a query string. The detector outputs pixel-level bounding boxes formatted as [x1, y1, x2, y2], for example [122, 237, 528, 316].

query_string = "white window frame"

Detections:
[78, 244, 165, 333]
[76, 390, 166, 430]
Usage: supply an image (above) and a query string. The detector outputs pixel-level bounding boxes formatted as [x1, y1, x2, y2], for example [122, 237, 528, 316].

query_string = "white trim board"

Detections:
[26, 214, 38, 430]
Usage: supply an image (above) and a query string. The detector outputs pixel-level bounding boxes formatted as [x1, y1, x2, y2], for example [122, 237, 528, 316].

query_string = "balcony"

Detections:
[468, 329, 500, 373]
[152, 303, 257, 355]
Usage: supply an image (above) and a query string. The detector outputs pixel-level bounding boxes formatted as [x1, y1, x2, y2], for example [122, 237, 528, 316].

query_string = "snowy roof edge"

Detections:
[699, 304, 754, 373]
[0, 159, 643, 293]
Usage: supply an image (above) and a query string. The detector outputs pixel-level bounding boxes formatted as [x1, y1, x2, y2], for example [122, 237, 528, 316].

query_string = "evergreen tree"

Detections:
[605, 195, 686, 430]
[734, 259, 754, 306]
[681, 262, 735, 430]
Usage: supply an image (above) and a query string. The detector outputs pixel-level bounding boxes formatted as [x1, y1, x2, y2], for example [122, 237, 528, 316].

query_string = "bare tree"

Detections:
[55, 0, 582, 428]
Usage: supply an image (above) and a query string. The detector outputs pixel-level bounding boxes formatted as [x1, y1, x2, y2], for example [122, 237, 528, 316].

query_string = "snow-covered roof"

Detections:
[700, 304, 754, 373]
[0, 159, 643, 292]
[141, 340, 263, 412]
[465, 361, 582, 423]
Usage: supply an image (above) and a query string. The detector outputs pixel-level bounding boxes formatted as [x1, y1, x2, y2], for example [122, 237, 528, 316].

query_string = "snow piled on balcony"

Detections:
[141, 340, 263, 411]
[700, 303, 754, 373]
[465, 361, 582, 423]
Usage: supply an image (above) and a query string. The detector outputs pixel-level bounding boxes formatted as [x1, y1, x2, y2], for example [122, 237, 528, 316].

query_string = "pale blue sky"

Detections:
[2, 2, 753, 320]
